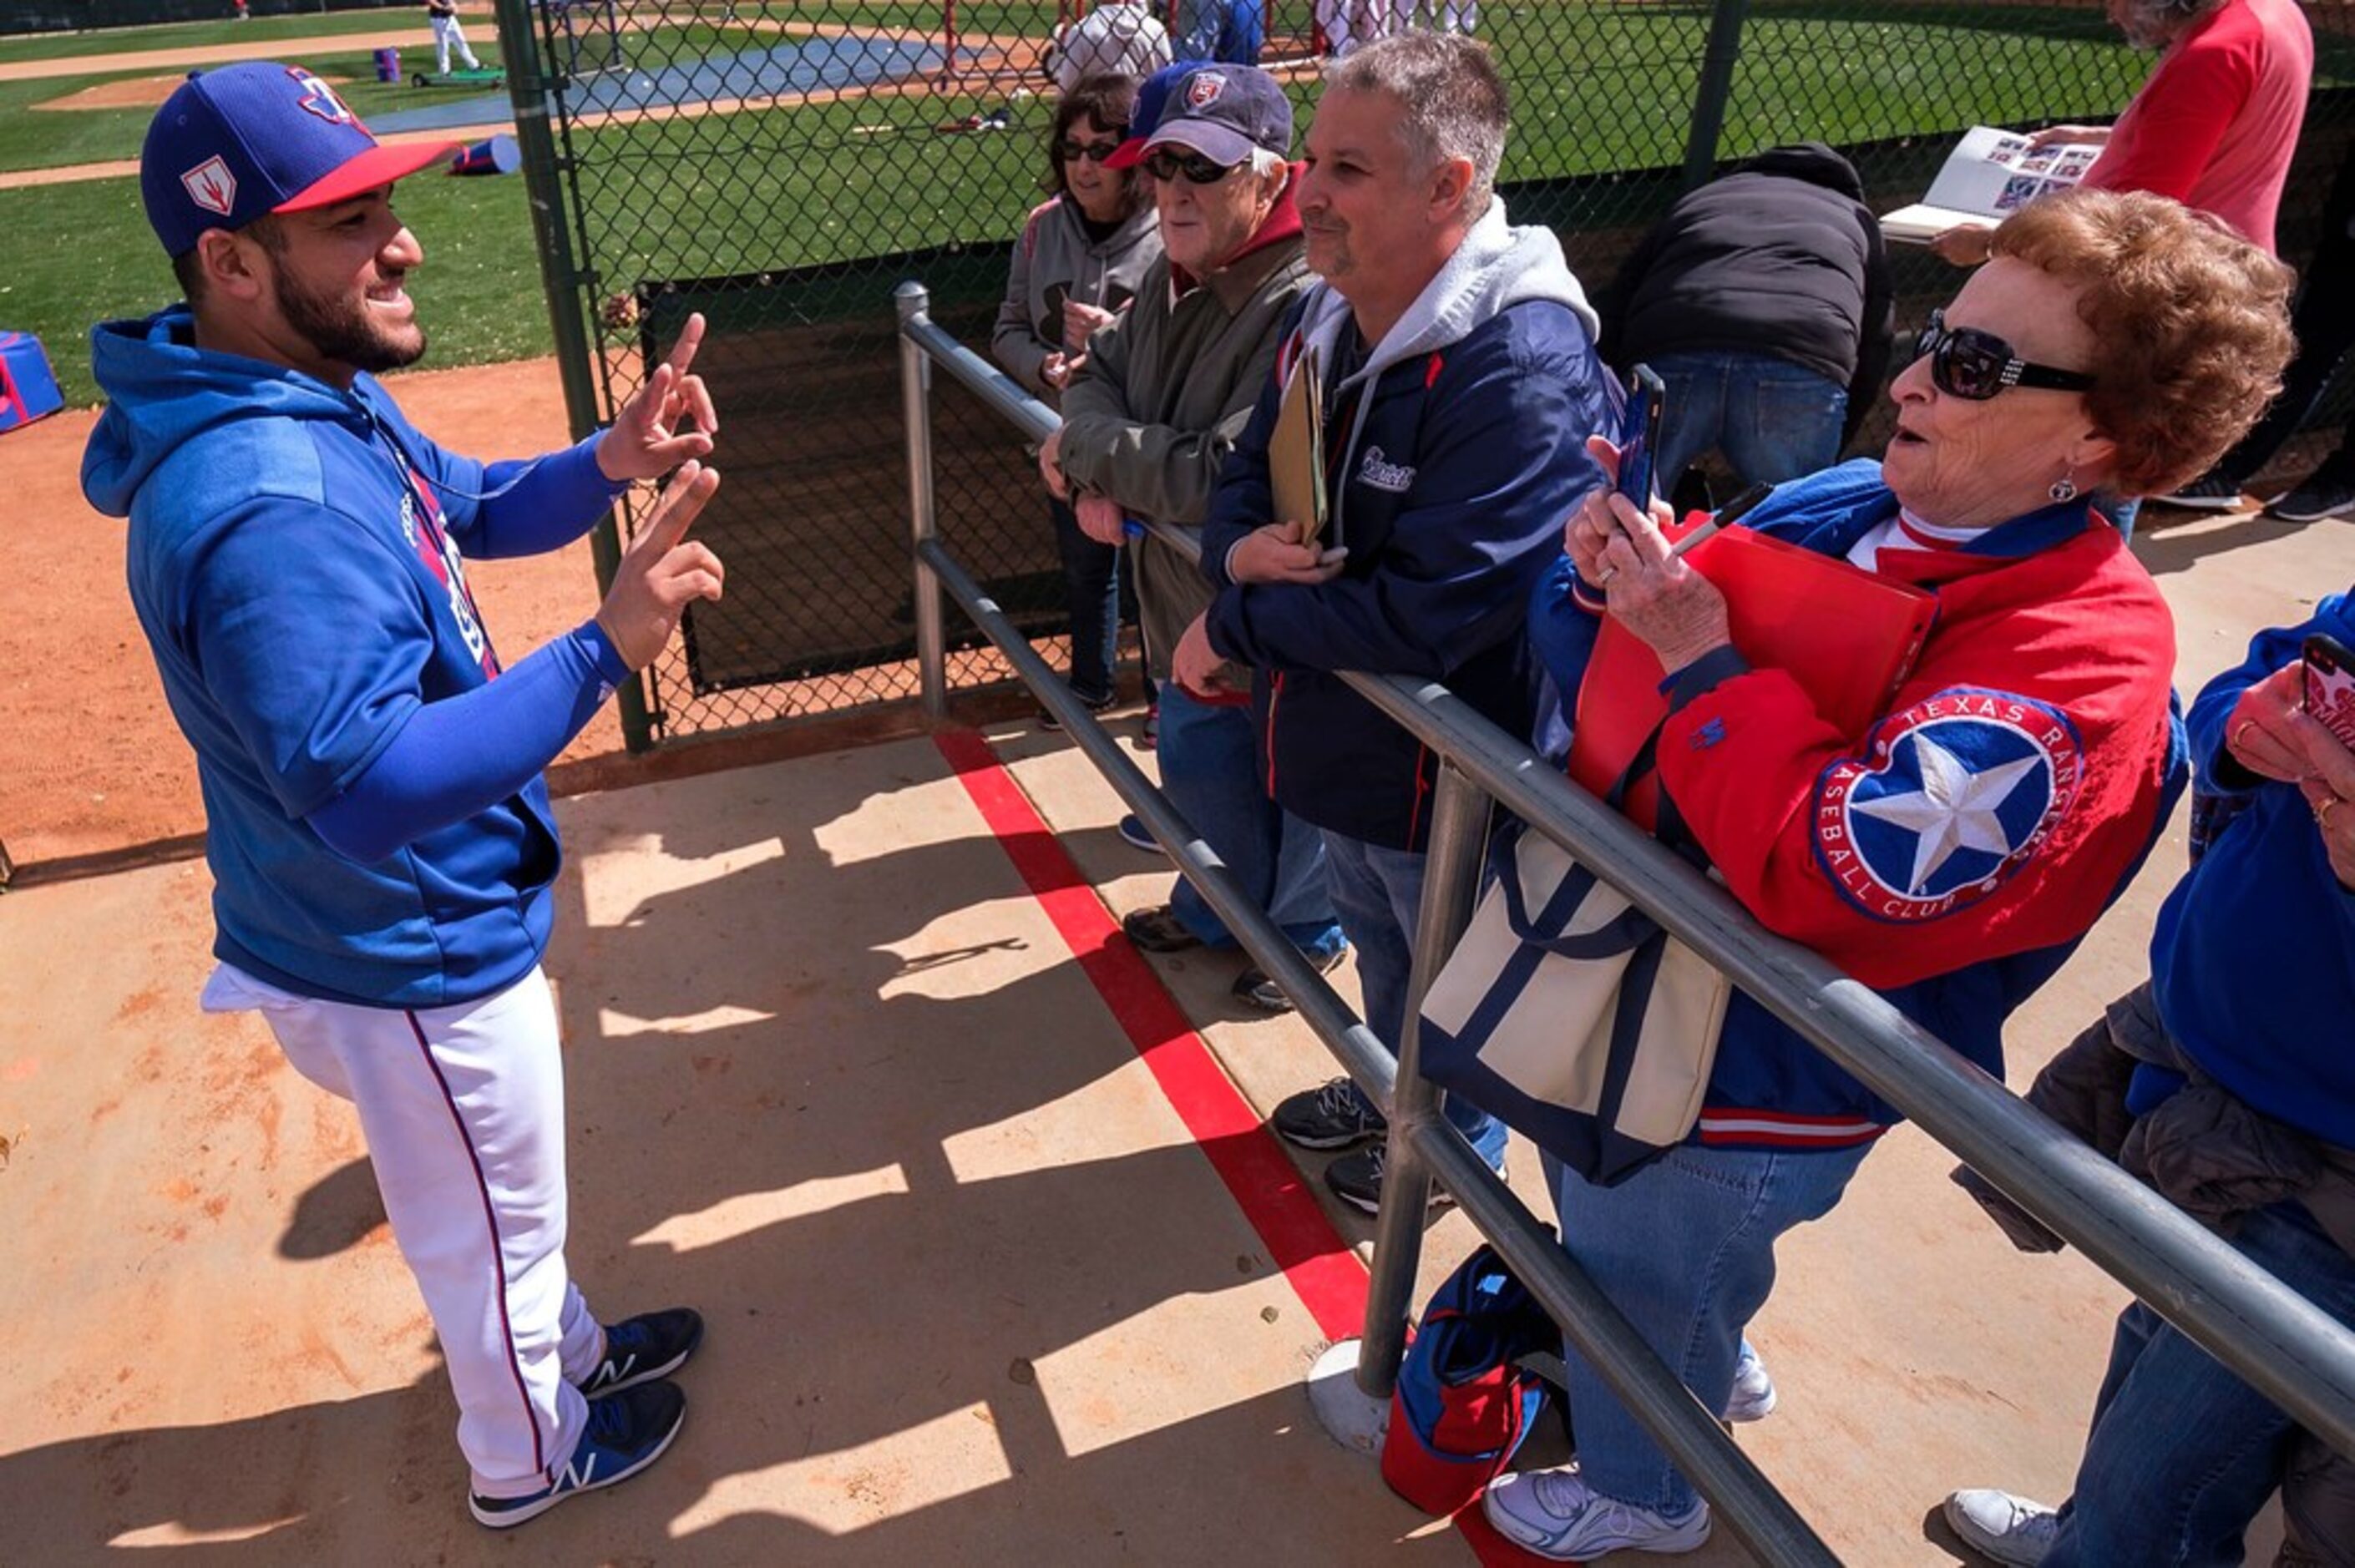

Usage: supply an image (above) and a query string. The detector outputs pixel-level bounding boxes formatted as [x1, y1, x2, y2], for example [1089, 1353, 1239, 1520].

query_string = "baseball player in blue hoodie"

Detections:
[84, 63, 721, 1527]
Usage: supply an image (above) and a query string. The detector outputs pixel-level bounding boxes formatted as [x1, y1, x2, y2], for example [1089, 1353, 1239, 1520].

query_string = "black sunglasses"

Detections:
[1057, 134, 1126, 164]
[1143, 147, 1239, 186]
[1912, 310, 2098, 401]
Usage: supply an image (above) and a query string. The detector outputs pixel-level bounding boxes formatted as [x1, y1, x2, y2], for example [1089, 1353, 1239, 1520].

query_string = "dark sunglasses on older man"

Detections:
[1057, 134, 1126, 164]
[1912, 309, 2099, 401]
[1143, 147, 1238, 186]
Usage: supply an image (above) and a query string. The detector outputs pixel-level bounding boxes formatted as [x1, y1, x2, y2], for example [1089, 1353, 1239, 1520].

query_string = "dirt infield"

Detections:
[3, 357, 622, 871]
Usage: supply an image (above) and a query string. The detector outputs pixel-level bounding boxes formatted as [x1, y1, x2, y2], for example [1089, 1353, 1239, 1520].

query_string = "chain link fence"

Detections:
[506, 0, 2355, 747]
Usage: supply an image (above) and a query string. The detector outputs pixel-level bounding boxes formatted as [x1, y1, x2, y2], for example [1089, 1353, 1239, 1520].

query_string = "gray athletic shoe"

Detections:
[1942, 1488, 2059, 1566]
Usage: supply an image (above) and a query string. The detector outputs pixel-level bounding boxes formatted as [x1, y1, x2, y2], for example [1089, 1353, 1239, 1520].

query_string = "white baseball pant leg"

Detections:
[204, 963, 603, 1498]
[432, 14, 481, 73]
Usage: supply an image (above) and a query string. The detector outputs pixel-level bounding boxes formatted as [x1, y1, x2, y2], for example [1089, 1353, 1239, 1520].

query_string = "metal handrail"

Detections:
[894, 281, 2355, 1549]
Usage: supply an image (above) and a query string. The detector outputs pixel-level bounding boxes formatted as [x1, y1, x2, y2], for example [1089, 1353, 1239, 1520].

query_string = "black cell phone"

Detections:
[1617, 364, 1665, 513]
[2302, 632, 2355, 751]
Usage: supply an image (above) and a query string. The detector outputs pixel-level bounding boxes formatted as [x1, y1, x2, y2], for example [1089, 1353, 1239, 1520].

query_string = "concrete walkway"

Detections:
[0, 501, 2335, 1559]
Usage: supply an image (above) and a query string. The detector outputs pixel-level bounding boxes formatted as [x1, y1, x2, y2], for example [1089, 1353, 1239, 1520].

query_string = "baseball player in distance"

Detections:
[83, 63, 722, 1529]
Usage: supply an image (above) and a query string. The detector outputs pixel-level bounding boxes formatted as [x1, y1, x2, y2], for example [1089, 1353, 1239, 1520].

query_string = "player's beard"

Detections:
[272, 267, 428, 377]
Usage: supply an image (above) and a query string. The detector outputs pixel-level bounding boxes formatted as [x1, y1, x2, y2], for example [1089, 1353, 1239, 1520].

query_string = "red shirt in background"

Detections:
[2084, 0, 2313, 255]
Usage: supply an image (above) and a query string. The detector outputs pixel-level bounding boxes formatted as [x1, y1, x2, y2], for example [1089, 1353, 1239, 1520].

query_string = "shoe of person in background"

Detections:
[1482, 1466, 1712, 1559]
[1722, 1339, 1777, 1423]
[2267, 459, 2355, 524]
[2155, 470, 2247, 510]
[1121, 903, 1201, 953]
[1117, 814, 1162, 854]
[1230, 941, 1349, 1014]
[1036, 690, 1114, 732]
[1941, 1489, 2059, 1567]
[1271, 1075, 1385, 1150]
[1139, 701, 1160, 751]
[1323, 1142, 1492, 1215]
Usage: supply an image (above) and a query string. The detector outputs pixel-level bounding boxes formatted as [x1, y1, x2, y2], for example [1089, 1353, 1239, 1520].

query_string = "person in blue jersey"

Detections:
[84, 63, 717, 1529]
[1948, 589, 2355, 1566]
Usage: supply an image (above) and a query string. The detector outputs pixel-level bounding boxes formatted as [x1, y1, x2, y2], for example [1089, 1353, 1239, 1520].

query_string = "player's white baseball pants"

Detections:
[432, 14, 482, 73]
[204, 962, 601, 1497]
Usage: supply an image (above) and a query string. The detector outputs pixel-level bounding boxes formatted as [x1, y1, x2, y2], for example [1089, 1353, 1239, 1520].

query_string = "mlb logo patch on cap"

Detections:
[1185, 71, 1227, 109]
[140, 61, 458, 258]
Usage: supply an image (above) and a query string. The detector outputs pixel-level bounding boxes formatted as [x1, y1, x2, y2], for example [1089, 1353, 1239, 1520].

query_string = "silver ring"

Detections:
[1595, 565, 1618, 585]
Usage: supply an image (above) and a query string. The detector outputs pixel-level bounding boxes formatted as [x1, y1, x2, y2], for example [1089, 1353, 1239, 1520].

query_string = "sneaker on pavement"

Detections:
[1036, 692, 1113, 731]
[1116, 814, 1162, 854]
[1271, 1075, 1385, 1150]
[1122, 903, 1201, 953]
[1324, 1142, 1477, 1216]
[2267, 463, 2355, 524]
[1484, 1466, 1712, 1560]
[578, 1307, 704, 1398]
[1723, 1340, 1777, 1423]
[1231, 942, 1350, 1014]
[468, 1380, 686, 1530]
[1942, 1489, 2059, 1567]
[2155, 470, 2246, 510]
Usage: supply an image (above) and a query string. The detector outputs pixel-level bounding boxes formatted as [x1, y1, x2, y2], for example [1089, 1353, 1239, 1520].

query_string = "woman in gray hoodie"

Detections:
[993, 73, 1164, 730]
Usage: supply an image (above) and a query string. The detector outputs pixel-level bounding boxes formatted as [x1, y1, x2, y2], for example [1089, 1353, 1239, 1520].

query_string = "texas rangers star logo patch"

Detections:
[288, 66, 356, 125]
[1814, 688, 2084, 923]
[1186, 71, 1228, 109]
[181, 155, 236, 215]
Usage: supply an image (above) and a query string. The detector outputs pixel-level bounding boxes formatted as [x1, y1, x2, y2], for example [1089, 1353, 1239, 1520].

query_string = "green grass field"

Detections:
[6, 0, 2339, 407]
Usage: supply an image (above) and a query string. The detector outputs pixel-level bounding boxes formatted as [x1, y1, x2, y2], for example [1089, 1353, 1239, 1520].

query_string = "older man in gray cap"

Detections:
[1038, 63, 1346, 1013]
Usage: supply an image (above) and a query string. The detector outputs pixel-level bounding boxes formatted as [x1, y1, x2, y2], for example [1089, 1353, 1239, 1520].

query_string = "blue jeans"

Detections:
[1050, 495, 1118, 706]
[1158, 683, 1341, 958]
[2099, 492, 2140, 544]
[1648, 350, 1847, 501]
[1548, 1141, 1874, 1515]
[1321, 829, 1508, 1167]
[2048, 1201, 2355, 1567]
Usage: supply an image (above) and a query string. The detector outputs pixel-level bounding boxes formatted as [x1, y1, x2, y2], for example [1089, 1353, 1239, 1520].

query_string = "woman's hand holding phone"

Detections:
[1566, 433, 1673, 584]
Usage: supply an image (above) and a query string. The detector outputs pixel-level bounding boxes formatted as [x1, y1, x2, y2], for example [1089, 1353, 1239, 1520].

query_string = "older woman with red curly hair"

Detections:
[1485, 188, 2294, 1560]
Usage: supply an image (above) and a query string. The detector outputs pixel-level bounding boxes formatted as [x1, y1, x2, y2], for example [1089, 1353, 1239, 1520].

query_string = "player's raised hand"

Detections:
[596, 462, 723, 670]
[598, 312, 720, 483]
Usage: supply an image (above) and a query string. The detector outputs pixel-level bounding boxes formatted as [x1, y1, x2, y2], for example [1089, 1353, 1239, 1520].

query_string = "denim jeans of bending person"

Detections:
[1647, 349, 1847, 503]
[1050, 495, 1120, 707]
[2047, 1201, 2355, 1567]
[1547, 1140, 1874, 1516]
[1320, 829, 1508, 1167]
[1159, 683, 1344, 959]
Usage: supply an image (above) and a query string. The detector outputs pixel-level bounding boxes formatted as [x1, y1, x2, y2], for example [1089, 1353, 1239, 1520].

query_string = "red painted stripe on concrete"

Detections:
[934, 727, 1368, 1343]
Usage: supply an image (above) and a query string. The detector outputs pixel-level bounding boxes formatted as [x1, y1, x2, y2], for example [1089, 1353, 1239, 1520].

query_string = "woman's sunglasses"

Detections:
[1143, 147, 1239, 186]
[1913, 310, 2098, 401]
[1056, 134, 1127, 164]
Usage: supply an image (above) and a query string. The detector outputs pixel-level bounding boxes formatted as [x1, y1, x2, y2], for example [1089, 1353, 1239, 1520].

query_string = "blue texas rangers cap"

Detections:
[1136, 64, 1292, 169]
[139, 62, 460, 257]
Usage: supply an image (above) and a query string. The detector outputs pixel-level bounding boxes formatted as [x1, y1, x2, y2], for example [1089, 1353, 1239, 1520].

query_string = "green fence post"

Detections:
[1680, 0, 1751, 192]
[489, 0, 656, 752]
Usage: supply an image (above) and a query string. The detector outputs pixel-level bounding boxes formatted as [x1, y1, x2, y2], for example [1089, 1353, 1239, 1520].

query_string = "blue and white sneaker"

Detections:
[469, 1380, 686, 1530]
[1483, 1465, 1711, 1559]
[1724, 1340, 1777, 1423]
[578, 1307, 704, 1397]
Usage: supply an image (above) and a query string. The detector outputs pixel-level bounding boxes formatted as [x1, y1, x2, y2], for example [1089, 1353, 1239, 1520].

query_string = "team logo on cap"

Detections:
[1813, 688, 2082, 923]
[181, 155, 237, 216]
[1186, 72, 1227, 109]
[288, 66, 356, 125]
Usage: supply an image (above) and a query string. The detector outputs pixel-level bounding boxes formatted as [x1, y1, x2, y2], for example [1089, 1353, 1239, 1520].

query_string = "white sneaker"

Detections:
[1943, 1488, 2059, 1566]
[1723, 1341, 1778, 1423]
[1484, 1466, 1711, 1560]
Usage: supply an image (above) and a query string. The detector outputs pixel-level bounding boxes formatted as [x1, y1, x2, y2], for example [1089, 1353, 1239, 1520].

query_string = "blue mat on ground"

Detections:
[371, 34, 949, 134]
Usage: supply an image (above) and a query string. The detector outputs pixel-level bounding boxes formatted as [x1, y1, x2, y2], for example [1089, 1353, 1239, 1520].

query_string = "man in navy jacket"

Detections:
[1171, 32, 1613, 1212]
